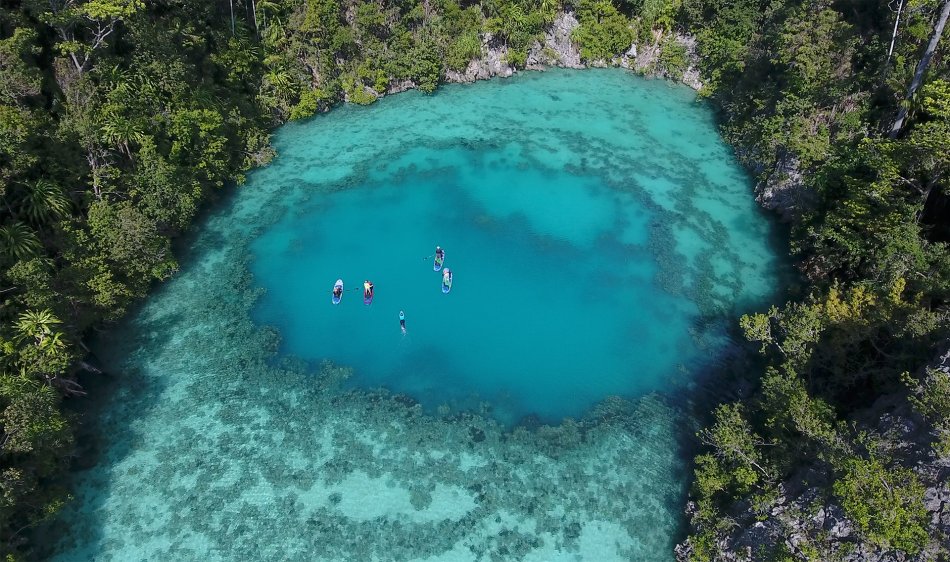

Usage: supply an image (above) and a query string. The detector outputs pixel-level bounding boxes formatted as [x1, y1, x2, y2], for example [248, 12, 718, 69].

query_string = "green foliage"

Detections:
[636, 0, 679, 42]
[78, 0, 144, 20]
[289, 88, 334, 120]
[447, 31, 482, 71]
[759, 368, 839, 454]
[302, 0, 343, 44]
[773, 8, 856, 103]
[0, 375, 71, 515]
[698, 403, 774, 490]
[341, 74, 378, 105]
[657, 35, 688, 79]
[407, 40, 443, 93]
[0, 222, 41, 263]
[485, 0, 549, 56]
[904, 368, 950, 456]
[18, 181, 71, 226]
[4, 258, 57, 314]
[0, 28, 42, 102]
[833, 456, 929, 554]
[504, 48, 528, 68]
[87, 201, 178, 285]
[572, 0, 634, 62]
[168, 109, 231, 187]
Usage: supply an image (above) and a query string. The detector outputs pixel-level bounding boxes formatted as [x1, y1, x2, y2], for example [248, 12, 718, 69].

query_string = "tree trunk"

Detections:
[890, 0, 950, 138]
[887, 0, 904, 65]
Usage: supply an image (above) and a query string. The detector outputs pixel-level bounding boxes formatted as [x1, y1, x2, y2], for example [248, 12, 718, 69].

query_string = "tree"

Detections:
[903, 79, 950, 213]
[0, 28, 43, 103]
[833, 456, 930, 555]
[572, 0, 634, 62]
[699, 403, 775, 486]
[100, 115, 145, 159]
[904, 367, 950, 455]
[890, 0, 950, 137]
[38, 0, 146, 74]
[17, 180, 72, 226]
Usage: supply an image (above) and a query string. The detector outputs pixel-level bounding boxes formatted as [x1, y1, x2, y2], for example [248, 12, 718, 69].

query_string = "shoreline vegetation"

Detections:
[0, 0, 947, 559]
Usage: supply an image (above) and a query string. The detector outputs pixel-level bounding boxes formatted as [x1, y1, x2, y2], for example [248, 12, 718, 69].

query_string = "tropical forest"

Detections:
[0, 0, 948, 559]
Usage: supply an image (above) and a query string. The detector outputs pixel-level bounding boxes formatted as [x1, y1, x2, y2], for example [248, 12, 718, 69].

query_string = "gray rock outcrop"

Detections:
[440, 12, 704, 93]
[526, 12, 584, 70]
[754, 150, 815, 222]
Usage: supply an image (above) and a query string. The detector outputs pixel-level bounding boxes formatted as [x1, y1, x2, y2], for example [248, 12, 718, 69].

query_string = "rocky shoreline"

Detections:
[376, 12, 704, 94]
[377, 12, 812, 224]
[675, 346, 950, 562]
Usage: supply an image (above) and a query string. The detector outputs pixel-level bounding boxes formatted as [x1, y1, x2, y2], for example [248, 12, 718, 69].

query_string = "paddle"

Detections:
[330, 287, 364, 293]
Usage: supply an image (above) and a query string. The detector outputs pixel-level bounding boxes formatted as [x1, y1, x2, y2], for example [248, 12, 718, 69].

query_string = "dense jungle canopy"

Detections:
[0, 0, 948, 559]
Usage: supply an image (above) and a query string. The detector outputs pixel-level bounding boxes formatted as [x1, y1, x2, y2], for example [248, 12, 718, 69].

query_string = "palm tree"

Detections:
[538, 0, 558, 24]
[14, 309, 63, 349]
[257, 0, 280, 29]
[0, 221, 43, 261]
[101, 116, 146, 158]
[18, 180, 72, 226]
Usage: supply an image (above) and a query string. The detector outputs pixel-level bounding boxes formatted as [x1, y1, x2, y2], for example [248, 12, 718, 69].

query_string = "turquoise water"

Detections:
[249, 70, 780, 424]
[43, 69, 785, 560]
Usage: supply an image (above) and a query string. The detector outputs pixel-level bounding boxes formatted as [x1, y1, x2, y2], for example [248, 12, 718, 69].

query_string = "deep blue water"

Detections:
[249, 69, 781, 424]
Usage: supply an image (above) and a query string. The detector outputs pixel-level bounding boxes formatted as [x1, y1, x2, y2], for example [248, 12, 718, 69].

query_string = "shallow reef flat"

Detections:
[47, 237, 690, 560]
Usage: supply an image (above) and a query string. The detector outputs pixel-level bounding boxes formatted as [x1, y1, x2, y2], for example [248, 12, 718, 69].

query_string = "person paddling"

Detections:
[363, 280, 374, 300]
[442, 268, 453, 293]
[432, 245, 446, 271]
[333, 285, 343, 299]
[399, 310, 406, 333]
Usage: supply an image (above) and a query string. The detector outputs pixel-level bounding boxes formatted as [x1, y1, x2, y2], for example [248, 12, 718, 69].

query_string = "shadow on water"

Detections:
[662, 220, 797, 547]
[32, 184, 250, 559]
[37, 349, 170, 558]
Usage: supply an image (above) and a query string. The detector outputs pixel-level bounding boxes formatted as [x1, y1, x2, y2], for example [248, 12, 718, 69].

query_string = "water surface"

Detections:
[250, 69, 780, 423]
[44, 69, 785, 561]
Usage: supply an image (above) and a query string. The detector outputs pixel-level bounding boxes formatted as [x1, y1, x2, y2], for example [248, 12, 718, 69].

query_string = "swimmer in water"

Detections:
[399, 310, 406, 333]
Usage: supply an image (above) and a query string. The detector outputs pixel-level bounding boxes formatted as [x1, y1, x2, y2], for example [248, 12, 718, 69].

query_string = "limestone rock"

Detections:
[386, 79, 417, 95]
[754, 151, 815, 222]
[527, 12, 583, 69]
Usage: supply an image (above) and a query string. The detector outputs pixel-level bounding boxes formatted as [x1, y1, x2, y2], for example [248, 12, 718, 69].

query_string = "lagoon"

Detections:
[250, 68, 781, 424]
[44, 69, 784, 560]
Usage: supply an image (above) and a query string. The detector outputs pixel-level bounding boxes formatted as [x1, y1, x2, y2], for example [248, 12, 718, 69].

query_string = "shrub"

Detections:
[572, 0, 634, 62]
[833, 456, 929, 555]
[658, 36, 688, 80]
